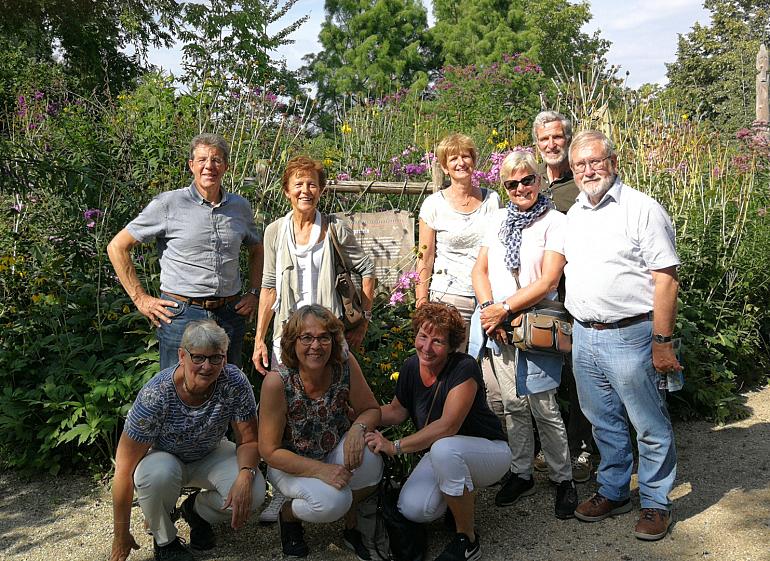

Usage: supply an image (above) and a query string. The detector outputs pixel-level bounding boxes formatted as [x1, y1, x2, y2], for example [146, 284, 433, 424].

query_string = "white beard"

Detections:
[579, 174, 616, 202]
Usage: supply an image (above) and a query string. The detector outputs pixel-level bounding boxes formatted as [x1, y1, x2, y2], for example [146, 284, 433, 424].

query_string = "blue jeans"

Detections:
[571, 319, 676, 510]
[156, 294, 247, 370]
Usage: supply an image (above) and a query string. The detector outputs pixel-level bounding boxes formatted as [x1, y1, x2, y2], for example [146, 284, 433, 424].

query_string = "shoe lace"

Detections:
[640, 508, 659, 521]
[588, 493, 606, 506]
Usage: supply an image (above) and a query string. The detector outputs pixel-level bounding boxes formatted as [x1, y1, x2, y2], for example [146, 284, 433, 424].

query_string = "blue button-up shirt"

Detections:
[127, 183, 262, 297]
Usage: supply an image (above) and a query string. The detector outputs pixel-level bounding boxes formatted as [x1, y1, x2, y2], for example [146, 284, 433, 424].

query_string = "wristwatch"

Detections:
[653, 334, 673, 343]
[393, 439, 403, 456]
[240, 466, 258, 479]
[248, 287, 259, 297]
[501, 302, 511, 313]
[363, 310, 373, 321]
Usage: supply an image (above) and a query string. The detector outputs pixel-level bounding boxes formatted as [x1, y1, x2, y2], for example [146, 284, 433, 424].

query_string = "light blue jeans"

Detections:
[157, 294, 247, 370]
[571, 319, 676, 511]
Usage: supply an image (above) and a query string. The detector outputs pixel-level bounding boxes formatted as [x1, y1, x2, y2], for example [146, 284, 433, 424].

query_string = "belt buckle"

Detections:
[589, 321, 607, 330]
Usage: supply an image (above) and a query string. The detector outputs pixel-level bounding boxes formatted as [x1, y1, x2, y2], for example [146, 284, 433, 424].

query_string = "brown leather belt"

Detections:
[162, 292, 240, 310]
[580, 312, 651, 330]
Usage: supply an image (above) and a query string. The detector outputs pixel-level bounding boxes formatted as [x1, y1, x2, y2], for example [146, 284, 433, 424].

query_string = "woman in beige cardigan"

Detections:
[252, 156, 375, 377]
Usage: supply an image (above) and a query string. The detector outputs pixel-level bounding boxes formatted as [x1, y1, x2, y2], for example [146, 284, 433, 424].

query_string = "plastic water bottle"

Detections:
[666, 338, 684, 392]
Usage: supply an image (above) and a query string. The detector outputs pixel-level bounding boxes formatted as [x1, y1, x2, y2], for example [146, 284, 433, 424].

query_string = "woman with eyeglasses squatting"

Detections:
[415, 134, 501, 348]
[110, 320, 265, 561]
[258, 305, 382, 559]
[471, 149, 578, 520]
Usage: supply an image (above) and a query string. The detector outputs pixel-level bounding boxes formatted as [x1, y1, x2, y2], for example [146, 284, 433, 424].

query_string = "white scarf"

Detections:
[272, 210, 323, 313]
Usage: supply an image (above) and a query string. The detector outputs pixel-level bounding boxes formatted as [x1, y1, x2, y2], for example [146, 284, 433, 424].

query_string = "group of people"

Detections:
[108, 110, 683, 561]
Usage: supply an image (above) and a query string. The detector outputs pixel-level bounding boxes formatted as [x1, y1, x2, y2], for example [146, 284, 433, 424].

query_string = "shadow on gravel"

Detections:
[672, 417, 770, 522]
[0, 473, 101, 556]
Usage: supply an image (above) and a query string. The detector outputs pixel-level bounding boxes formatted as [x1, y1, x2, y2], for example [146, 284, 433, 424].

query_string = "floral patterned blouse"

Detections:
[279, 362, 351, 460]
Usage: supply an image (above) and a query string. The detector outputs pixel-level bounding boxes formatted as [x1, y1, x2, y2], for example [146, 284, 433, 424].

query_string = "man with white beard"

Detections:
[564, 130, 681, 541]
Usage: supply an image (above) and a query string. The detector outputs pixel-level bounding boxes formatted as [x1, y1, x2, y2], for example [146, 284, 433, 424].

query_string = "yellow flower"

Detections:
[681, 114, 689, 121]
[31, 294, 42, 304]
[496, 139, 509, 150]
[394, 341, 404, 351]
[122, 305, 131, 314]
[379, 362, 392, 372]
[340, 123, 352, 134]
[323, 158, 334, 167]
[390, 371, 399, 381]
[491, 128, 499, 137]
[391, 352, 399, 358]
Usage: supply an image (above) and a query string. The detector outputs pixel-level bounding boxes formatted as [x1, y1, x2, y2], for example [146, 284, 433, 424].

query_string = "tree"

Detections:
[0, 0, 180, 94]
[178, 0, 308, 95]
[665, 0, 770, 131]
[430, 0, 607, 74]
[303, 0, 436, 111]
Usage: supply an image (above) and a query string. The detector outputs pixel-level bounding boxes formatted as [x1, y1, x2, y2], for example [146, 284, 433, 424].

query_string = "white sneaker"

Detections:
[571, 452, 593, 483]
[259, 489, 286, 524]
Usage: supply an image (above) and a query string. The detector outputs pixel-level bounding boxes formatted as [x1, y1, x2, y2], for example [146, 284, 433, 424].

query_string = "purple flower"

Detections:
[84, 208, 103, 229]
[10, 203, 24, 214]
[388, 291, 405, 306]
[736, 128, 752, 140]
[336, 172, 350, 181]
[34, 91, 44, 100]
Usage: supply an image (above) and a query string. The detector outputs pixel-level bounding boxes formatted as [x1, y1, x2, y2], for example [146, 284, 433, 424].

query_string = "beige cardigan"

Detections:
[262, 213, 375, 341]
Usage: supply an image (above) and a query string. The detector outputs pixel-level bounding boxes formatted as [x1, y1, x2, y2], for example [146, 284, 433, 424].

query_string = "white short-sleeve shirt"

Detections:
[482, 207, 566, 301]
[419, 188, 501, 297]
[564, 179, 680, 323]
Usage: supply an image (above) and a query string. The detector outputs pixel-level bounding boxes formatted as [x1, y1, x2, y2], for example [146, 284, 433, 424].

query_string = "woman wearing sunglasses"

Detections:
[471, 149, 577, 519]
[258, 304, 382, 558]
[110, 320, 265, 561]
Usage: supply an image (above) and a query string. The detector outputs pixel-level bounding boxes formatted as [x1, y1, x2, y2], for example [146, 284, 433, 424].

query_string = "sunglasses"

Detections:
[503, 174, 537, 191]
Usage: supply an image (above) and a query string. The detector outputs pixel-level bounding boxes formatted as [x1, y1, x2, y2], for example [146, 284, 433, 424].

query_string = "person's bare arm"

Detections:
[252, 287, 277, 374]
[651, 266, 682, 373]
[235, 243, 264, 319]
[107, 229, 177, 327]
[110, 434, 152, 561]
[415, 219, 436, 307]
[224, 416, 260, 529]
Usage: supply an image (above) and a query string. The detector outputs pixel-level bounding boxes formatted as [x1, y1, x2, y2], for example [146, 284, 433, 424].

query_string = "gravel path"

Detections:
[2, 387, 770, 561]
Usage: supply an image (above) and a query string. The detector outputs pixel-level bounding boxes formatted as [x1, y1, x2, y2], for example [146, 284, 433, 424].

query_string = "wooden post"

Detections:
[755, 44, 769, 138]
[431, 159, 444, 193]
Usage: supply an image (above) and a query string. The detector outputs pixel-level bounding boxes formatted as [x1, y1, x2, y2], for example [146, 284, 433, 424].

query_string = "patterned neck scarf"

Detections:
[499, 194, 553, 273]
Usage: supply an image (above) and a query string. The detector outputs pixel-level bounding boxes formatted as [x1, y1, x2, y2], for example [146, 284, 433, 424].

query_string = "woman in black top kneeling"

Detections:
[365, 302, 511, 561]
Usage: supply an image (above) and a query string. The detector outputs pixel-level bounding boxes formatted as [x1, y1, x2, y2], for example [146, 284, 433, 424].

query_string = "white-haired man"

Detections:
[564, 130, 681, 541]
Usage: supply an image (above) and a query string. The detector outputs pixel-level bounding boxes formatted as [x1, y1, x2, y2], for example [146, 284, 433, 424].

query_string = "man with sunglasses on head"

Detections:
[564, 130, 681, 541]
[108, 133, 263, 370]
[531, 111, 596, 485]
[110, 320, 265, 561]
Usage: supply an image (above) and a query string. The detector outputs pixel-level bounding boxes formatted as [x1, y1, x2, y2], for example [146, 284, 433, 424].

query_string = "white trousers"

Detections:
[134, 439, 266, 546]
[398, 436, 511, 523]
[491, 347, 572, 482]
[268, 432, 383, 524]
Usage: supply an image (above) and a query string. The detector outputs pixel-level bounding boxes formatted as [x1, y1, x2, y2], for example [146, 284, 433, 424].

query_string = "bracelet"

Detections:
[354, 422, 368, 432]
[240, 466, 258, 479]
[393, 439, 402, 456]
[480, 300, 494, 309]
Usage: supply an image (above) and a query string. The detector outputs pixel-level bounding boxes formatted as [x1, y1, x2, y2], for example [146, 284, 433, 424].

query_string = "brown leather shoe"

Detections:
[574, 492, 632, 522]
[634, 508, 672, 540]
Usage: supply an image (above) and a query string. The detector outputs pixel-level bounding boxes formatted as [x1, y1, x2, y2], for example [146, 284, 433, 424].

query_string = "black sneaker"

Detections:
[435, 532, 481, 561]
[343, 527, 371, 561]
[494, 473, 536, 507]
[180, 491, 216, 550]
[554, 479, 579, 519]
[278, 512, 309, 557]
[153, 537, 194, 561]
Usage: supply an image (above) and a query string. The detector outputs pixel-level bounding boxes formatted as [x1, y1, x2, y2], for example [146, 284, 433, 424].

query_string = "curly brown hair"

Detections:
[280, 305, 345, 369]
[411, 302, 466, 352]
[281, 156, 327, 193]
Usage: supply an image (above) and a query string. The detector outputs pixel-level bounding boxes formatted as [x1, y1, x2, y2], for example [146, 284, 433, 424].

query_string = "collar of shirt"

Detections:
[187, 182, 229, 207]
[576, 176, 622, 210]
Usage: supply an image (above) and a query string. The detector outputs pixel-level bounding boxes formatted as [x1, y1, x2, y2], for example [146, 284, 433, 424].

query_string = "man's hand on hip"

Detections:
[134, 294, 177, 327]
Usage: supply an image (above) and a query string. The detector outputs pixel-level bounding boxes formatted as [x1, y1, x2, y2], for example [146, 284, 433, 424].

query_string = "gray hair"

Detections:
[500, 149, 540, 184]
[532, 111, 572, 144]
[189, 133, 231, 164]
[180, 320, 229, 352]
[568, 130, 616, 165]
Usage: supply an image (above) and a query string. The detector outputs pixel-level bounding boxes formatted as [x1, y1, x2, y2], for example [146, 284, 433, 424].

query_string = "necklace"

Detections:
[452, 186, 479, 208]
[182, 373, 212, 400]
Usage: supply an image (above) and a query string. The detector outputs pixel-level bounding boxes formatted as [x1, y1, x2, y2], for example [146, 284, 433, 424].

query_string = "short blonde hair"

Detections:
[499, 149, 539, 184]
[436, 133, 478, 168]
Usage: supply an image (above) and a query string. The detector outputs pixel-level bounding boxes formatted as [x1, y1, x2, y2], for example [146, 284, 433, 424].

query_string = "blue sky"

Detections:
[148, 0, 711, 89]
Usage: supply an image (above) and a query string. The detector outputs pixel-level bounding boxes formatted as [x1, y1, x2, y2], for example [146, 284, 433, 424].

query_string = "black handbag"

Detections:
[375, 457, 427, 561]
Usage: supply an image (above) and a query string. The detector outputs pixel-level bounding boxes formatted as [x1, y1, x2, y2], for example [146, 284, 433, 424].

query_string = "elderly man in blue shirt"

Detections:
[108, 133, 263, 369]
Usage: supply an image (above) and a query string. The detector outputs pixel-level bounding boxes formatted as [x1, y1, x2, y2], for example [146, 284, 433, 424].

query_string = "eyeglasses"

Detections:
[298, 333, 333, 346]
[192, 157, 225, 167]
[572, 155, 612, 173]
[185, 349, 226, 365]
[503, 174, 538, 191]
